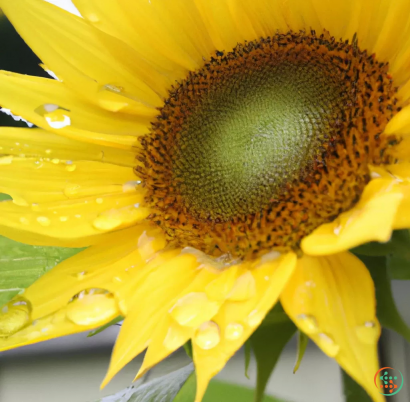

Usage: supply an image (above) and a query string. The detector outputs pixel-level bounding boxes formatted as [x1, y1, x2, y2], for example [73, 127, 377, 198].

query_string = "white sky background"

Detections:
[44, 0, 81, 16]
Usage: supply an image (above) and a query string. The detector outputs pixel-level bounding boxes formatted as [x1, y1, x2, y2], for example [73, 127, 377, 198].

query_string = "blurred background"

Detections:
[0, 2, 409, 401]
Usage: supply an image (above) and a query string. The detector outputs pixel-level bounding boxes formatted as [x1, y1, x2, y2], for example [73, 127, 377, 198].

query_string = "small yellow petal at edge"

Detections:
[281, 252, 384, 402]
[302, 178, 403, 256]
[193, 252, 297, 402]
[0, 291, 120, 352]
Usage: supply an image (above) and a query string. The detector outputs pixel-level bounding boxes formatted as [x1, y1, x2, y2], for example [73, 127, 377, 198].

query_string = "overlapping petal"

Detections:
[281, 252, 384, 402]
[0, 0, 171, 108]
[302, 178, 404, 256]
[0, 128, 136, 167]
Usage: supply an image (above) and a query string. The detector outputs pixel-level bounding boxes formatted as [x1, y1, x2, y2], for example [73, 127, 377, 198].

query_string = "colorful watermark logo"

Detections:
[374, 367, 404, 396]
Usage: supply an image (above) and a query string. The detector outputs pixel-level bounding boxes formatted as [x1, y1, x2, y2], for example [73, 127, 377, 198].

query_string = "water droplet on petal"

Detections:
[194, 321, 220, 350]
[96, 198, 104, 204]
[64, 184, 81, 198]
[123, 181, 141, 193]
[97, 85, 129, 112]
[260, 251, 281, 264]
[93, 215, 123, 231]
[355, 320, 380, 344]
[246, 310, 265, 327]
[65, 163, 76, 172]
[37, 216, 51, 227]
[51, 158, 60, 164]
[228, 271, 256, 301]
[59, 216, 69, 222]
[45, 149, 52, 155]
[163, 325, 187, 351]
[296, 314, 320, 335]
[317, 333, 340, 357]
[0, 155, 13, 165]
[0, 297, 32, 336]
[225, 323, 244, 340]
[35, 105, 71, 129]
[333, 224, 342, 235]
[170, 293, 219, 327]
[66, 291, 119, 326]
[19, 217, 30, 225]
[73, 271, 87, 280]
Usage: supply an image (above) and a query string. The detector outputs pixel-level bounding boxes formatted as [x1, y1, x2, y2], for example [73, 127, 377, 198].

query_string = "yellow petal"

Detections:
[18, 224, 166, 320]
[0, 71, 151, 137]
[0, 157, 137, 204]
[281, 253, 384, 402]
[0, 291, 120, 351]
[193, 252, 297, 402]
[384, 104, 410, 137]
[0, 127, 136, 167]
[101, 251, 200, 387]
[302, 178, 403, 256]
[135, 262, 238, 379]
[72, 0, 211, 76]
[0, 190, 149, 247]
[0, 0, 169, 109]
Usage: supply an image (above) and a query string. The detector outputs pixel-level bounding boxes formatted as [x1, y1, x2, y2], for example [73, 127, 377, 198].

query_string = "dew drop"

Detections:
[36, 216, 51, 227]
[66, 291, 119, 326]
[318, 333, 340, 357]
[93, 215, 122, 231]
[225, 323, 244, 340]
[97, 84, 129, 112]
[51, 158, 60, 164]
[246, 310, 265, 327]
[35, 105, 71, 130]
[355, 320, 380, 344]
[333, 225, 342, 235]
[194, 321, 220, 350]
[227, 271, 256, 301]
[19, 217, 30, 226]
[123, 181, 141, 193]
[96, 198, 104, 204]
[65, 163, 76, 172]
[59, 216, 69, 222]
[0, 155, 13, 165]
[73, 271, 87, 280]
[74, 214, 81, 219]
[45, 149, 52, 155]
[163, 326, 186, 351]
[0, 297, 32, 336]
[64, 184, 81, 197]
[170, 293, 219, 327]
[296, 314, 320, 335]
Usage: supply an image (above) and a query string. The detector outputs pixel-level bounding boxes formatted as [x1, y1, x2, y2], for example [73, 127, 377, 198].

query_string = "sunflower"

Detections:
[0, 0, 409, 400]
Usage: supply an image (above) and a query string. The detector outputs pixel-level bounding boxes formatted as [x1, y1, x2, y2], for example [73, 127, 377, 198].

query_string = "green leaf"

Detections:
[293, 330, 309, 374]
[359, 255, 410, 343]
[0, 235, 83, 306]
[203, 381, 288, 402]
[173, 372, 196, 402]
[95, 364, 194, 402]
[352, 229, 410, 256]
[244, 339, 252, 379]
[88, 316, 124, 337]
[183, 341, 193, 360]
[251, 303, 296, 402]
[342, 370, 372, 402]
[0, 193, 12, 201]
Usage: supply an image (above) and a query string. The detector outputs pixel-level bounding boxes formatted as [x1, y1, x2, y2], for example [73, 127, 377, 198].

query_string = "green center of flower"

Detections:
[140, 32, 399, 259]
[172, 61, 346, 220]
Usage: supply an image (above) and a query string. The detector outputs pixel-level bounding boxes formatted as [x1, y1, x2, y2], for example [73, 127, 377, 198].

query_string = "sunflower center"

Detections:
[173, 61, 346, 220]
[139, 31, 400, 259]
